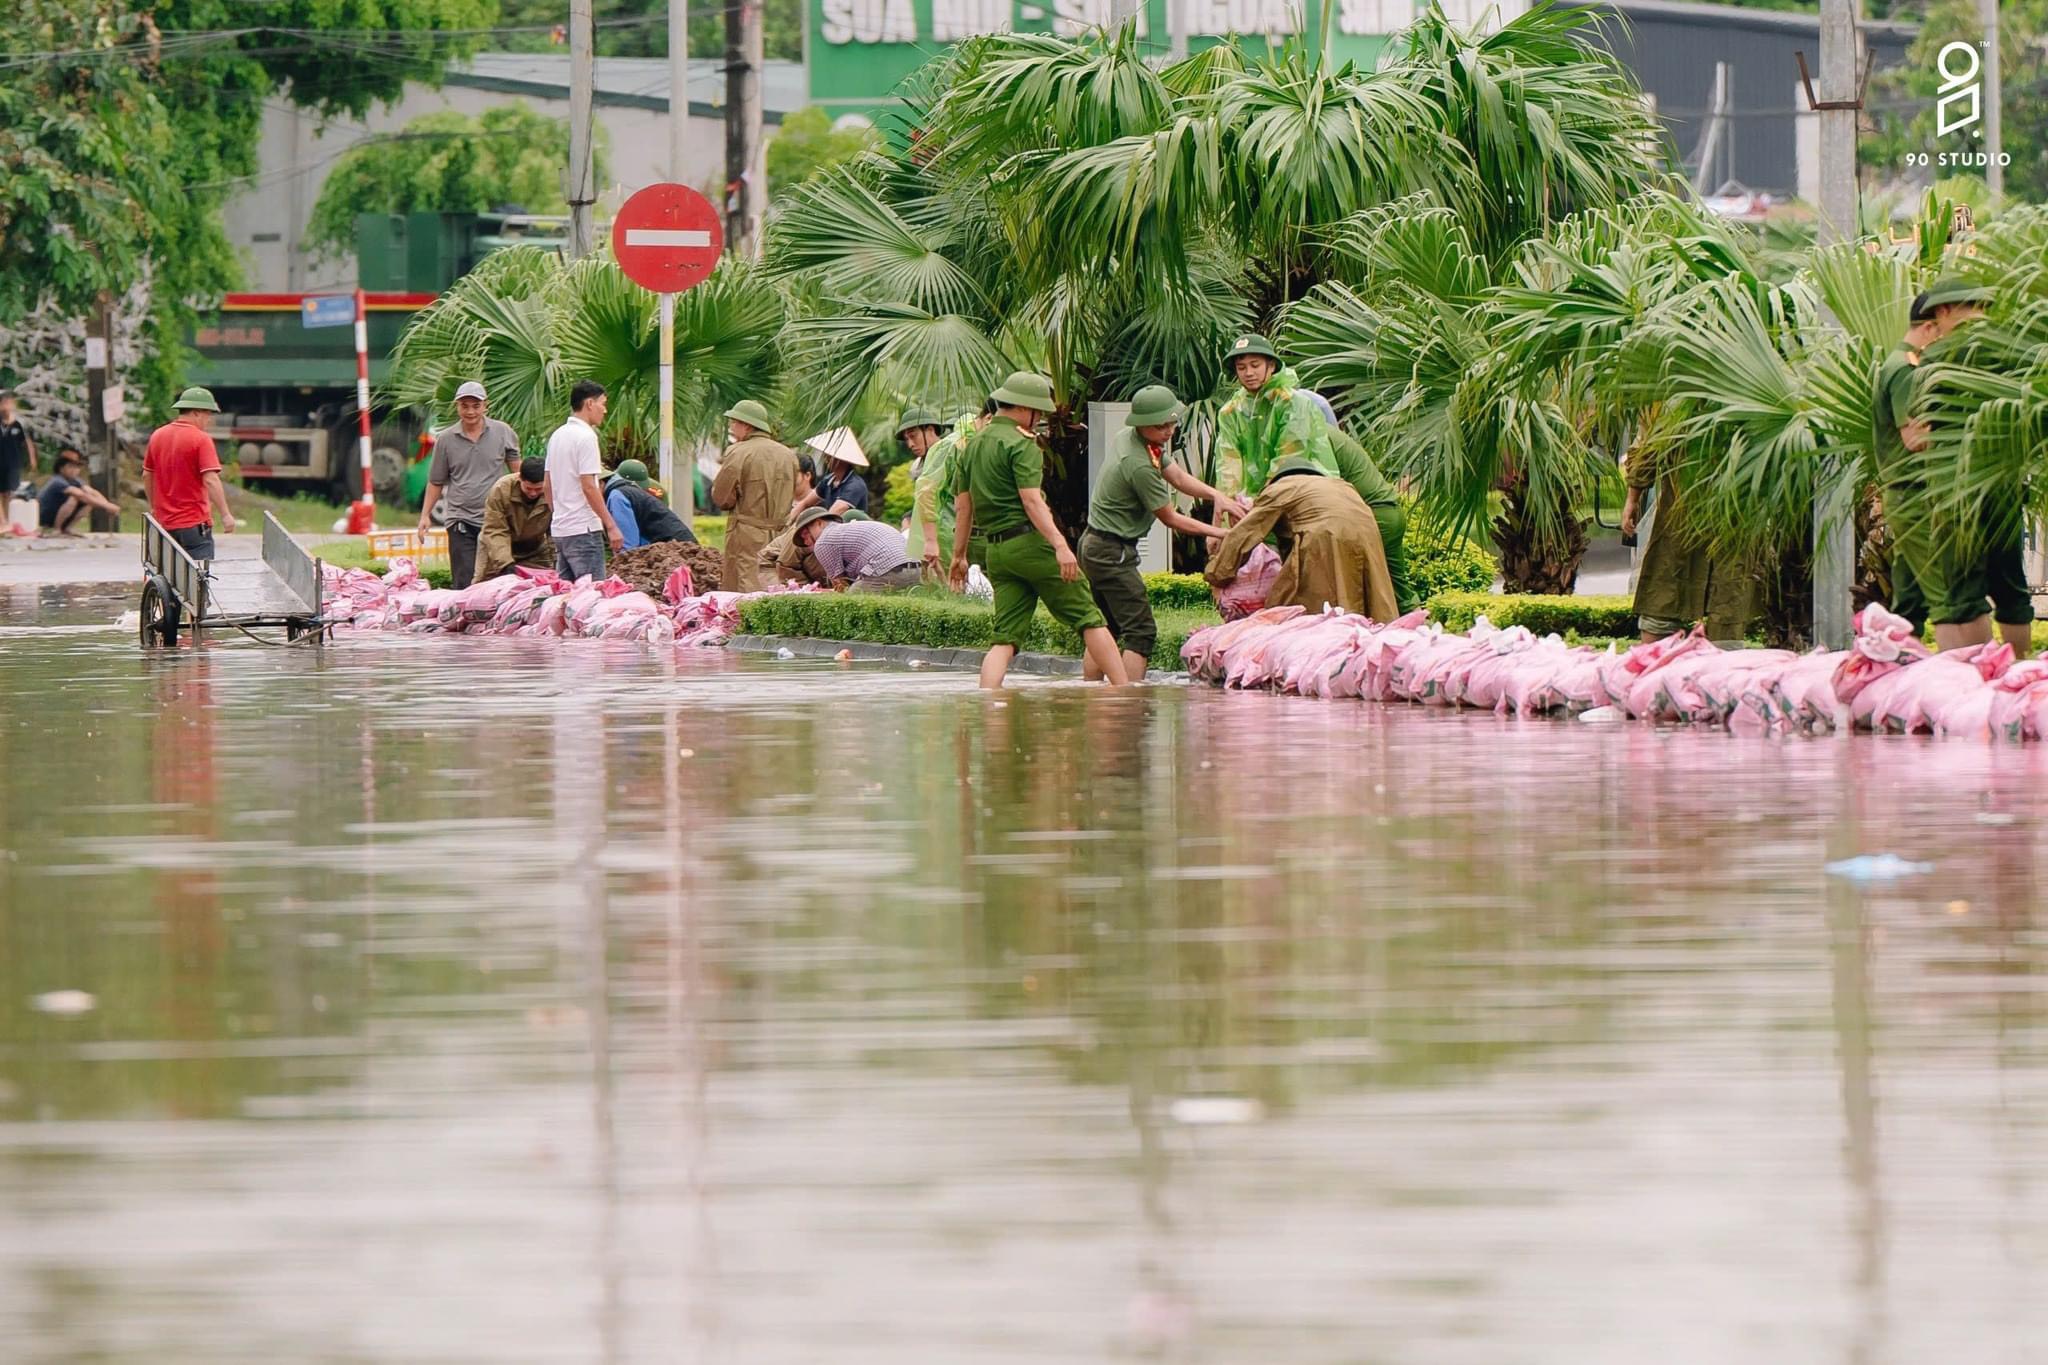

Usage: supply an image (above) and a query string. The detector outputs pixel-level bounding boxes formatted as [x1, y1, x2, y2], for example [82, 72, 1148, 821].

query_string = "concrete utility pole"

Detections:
[1111, 0, 1142, 27]
[1980, 0, 2003, 199]
[1813, 0, 1860, 649]
[568, 0, 598, 259]
[670, 0, 689, 183]
[724, 0, 764, 257]
[85, 293, 117, 532]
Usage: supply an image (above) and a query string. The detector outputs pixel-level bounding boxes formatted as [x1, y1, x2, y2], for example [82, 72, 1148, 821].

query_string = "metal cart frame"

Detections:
[141, 511, 324, 646]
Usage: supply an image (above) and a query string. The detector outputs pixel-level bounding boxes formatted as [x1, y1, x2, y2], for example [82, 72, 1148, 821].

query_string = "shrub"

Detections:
[1405, 509, 1498, 599]
[1425, 591, 1636, 637]
[1144, 572, 1214, 609]
[736, 590, 1216, 671]
[880, 465, 916, 525]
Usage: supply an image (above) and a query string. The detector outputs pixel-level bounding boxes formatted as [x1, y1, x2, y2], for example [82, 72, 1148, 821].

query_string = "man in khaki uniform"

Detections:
[1207, 458, 1398, 619]
[711, 399, 797, 592]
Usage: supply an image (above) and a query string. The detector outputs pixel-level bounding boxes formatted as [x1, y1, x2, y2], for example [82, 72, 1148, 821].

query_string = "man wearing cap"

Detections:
[419, 380, 521, 588]
[1878, 278, 2029, 654]
[948, 372, 1131, 688]
[898, 406, 957, 580]
[38, 448, 121, 535]
[1214, 333, 1337, 514]
[605, 459, 696, 550]
[1080, 386, 1226, 680]
[476, 457, 556, 581]
[144, 387, 235, 560]
[711, 398, 798, 592]
[792, 506, 923, 593]
[795, 427, 871, 518]
[1207, 457, 1398, 619]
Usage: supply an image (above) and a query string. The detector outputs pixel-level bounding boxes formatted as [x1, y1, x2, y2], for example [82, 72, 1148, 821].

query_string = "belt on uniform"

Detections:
[1083, 526, 1139, 547]
[447, 519, 481, 535]
[985, 524, 1036, 544]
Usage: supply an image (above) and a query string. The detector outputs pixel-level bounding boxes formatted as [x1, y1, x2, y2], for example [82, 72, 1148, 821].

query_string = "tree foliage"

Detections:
[767, 108, 880, 204]
[307, 103, 604, 259]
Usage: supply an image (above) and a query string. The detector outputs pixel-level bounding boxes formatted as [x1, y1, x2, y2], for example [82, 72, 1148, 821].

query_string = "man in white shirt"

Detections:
[545, 379, 623, 581]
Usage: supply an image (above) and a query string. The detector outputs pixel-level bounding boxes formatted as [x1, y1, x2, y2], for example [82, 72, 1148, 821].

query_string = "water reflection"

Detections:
[1, 597, 2047, 1361]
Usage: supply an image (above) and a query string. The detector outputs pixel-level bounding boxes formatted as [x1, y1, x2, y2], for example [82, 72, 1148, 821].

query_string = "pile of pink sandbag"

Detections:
[321, 557, 819, 651]
[1182, 603, 2048, 740]
[1215, 545, 1282, 621]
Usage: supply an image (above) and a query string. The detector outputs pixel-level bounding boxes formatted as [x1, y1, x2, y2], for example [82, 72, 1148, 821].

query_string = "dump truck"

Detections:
[185, 212, 567, 504]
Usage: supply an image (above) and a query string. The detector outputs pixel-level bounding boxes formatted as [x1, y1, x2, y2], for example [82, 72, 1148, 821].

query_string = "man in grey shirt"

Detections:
[419, 380, 521, 588]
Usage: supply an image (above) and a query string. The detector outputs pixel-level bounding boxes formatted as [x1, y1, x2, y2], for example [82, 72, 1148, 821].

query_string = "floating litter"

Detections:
[1975, 812, 2017, 827]
[775, 647, 796, 660]
[678, 748, 694, 758]
[31, 990, 95, 1016]
[1824, 853, 1933, 883]
[834, 648, 853, 662]
[1168, 1096, 1265, 1126]
[1577, 706, 1622, 724]
[907, 659, 927, 669]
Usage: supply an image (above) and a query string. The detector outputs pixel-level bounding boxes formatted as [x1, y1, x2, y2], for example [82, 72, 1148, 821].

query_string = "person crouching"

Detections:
[792, 506, 922, 593]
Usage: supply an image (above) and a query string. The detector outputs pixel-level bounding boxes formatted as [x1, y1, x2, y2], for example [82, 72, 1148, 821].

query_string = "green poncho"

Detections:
[1214, 367, 1337, 504]
[904, 417, 969, 566]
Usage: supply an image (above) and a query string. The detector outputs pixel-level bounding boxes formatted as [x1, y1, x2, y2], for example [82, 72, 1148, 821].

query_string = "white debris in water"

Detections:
[1169, 1096, 1265, 1126]
[1975, 812, 2017, 827]
[116, 610, 140, 630]
[775, 647, 796, 660]
[1577, 706, 1623, 724]
[31, 990, 96, 1016]
[1824, 853, 1933, 883]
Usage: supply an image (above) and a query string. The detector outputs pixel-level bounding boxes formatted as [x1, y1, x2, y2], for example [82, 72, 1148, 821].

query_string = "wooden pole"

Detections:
[85, 293, 118, 532]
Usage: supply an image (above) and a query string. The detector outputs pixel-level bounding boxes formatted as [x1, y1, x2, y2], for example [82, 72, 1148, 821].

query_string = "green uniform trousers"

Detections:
[1078, 529, 1156, 658]
[1890, 491, 2034, 631]
[987, 531, 1105, 649]
[1371, 502, 1415, 614]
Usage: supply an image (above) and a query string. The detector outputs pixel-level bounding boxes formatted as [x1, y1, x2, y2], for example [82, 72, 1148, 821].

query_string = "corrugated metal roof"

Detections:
[445, 53, 810, 119]
[1597, 0, 1915, 40]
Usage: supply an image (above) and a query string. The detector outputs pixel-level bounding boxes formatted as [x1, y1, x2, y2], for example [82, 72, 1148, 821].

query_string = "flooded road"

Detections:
[3, 586, 2047, 1363]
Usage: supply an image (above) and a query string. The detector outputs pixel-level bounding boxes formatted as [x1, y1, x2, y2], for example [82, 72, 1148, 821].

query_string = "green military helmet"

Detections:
[1268, 456, 1326, 482]
[1921, 275, 1993, 309]
[1223, 333, 1279, 366]
[723, 398, 776, 432]
[990, 371, 1057, 413]
[612, 459, 651, 487]
[172, 386, 220, 412]
[1125, 385, 1184, 427]
[896, 405, 944, 436]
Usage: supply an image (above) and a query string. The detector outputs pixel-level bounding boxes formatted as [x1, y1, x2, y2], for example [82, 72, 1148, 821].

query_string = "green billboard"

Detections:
[806, 0, 1455, 114]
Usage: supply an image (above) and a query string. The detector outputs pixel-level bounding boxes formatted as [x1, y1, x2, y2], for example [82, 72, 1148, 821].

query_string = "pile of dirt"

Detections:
[611, 540, 727, 599]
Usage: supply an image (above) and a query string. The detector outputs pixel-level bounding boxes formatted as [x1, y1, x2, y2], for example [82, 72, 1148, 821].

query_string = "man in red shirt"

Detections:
[144, 387, 236, 560]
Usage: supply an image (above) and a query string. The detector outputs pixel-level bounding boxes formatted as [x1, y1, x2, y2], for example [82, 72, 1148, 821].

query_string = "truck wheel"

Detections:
[371, 445, 409, 499]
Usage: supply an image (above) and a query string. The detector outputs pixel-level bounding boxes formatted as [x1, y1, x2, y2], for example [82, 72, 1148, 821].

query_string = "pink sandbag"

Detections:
[449, 573, 535, 622]
[532, 593, 572, 636]
[1301, 617, 1386, 699]
[580, 591, 665, 638]
[1683, 649, 1799, 726]
[1987, 660, 2048, 741]
[1268, 613, 1367, 695]
[1215, 544, 1282, 621]
[383, 557, 422, 591]
[1450, 625, 1543, 711]
[1596, 629, 1716, 711]
[662, 565, 695, 605]
[1332, 613, 1430, 700]
[1183, 605, 1308, 679]
[1224, 612, 1329, 689]
[1853, 644, 2010, 733]
[1491, 636, 1598, 715]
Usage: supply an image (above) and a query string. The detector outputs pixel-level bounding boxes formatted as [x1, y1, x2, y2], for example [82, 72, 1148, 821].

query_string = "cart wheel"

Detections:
[140, 574, 180, 648]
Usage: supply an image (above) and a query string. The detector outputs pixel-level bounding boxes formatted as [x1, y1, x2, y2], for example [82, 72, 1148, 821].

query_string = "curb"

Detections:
[728, 634, 1171, 680]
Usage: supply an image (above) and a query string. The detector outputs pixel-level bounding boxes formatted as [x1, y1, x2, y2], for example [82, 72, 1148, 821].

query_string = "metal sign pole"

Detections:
[660, 291, 686, 522]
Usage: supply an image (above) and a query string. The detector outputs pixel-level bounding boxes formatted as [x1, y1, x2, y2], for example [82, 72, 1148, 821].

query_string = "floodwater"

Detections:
[3, 585, 2047, 1365]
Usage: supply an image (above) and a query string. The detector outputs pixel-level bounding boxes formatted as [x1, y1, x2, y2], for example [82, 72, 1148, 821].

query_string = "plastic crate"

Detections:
[365, 528, 449, 568]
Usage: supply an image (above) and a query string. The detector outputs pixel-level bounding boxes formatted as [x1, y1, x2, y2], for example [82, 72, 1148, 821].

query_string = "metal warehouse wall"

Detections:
[1577, 0, 1916, 196]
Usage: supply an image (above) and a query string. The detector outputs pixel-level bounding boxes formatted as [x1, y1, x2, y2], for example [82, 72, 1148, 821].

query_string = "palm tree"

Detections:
[383, 245, 788, 463]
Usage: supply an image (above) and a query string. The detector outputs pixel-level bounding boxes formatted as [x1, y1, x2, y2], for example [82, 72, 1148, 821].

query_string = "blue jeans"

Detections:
[556, 530, 607, 582]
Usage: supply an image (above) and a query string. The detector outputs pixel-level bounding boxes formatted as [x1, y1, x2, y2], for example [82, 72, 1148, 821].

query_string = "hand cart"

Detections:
[140, 511, 325, 646]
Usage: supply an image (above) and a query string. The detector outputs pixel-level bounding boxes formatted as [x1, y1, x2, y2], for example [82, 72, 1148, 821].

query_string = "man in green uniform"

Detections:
[1079, 386, 1226, 681]
[1213, 333, 1337, 512]
[1875, 279, 2029, 655]
[1326, 425, 1416, 612]
[898, 405, 958, 581]
[948, 372, 1130, 689]
[1620, 439, 1759, 642]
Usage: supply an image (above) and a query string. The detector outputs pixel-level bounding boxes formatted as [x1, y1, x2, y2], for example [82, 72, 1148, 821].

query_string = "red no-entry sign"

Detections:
[611, 183, 724, 294]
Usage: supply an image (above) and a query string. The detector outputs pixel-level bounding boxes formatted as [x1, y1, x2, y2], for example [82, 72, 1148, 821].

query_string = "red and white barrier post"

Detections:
[346, 287, 376, 534]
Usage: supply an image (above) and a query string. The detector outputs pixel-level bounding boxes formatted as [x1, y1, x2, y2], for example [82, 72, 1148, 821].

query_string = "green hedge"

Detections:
[1144, 572, 1214, 609]
[1424, 591, 1636, 637]
[1405, 512, 1498, 599]
[736, 590, 1217, 671]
